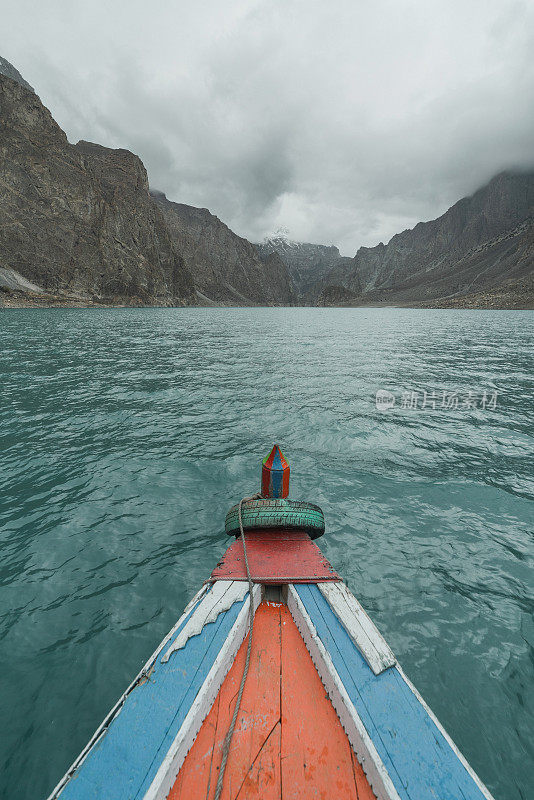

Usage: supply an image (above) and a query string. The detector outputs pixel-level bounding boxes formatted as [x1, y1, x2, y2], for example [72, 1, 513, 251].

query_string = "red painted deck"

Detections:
[210, 530, 340, 583]
[170, 602, 375, 800]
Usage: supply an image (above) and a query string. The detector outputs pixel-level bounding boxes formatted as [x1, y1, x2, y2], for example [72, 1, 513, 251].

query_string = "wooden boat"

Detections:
[48, 446, 495, 800]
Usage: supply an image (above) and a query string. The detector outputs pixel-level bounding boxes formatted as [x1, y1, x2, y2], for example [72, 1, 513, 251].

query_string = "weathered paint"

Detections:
[210, 529, 340, 583]
[170, 602, 376, 800]
[162, 581, 248, 663]
[145, 584, 262, 800]
[170, 602, 282, 800]
[47, 583, 210, 800]
[318, 581, 396, 675]
[261, 444, 290, 498]
[54, 589, 251, 800]
[47, 469, 496, 800]
[395, 664, 497, 800]
[295, 583, 495, 800]
[287, 584, 400, 800]
[280, 601, 374, 799]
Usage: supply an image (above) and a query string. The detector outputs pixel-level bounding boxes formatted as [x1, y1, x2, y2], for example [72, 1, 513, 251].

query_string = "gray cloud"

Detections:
[3, 0, 534, 254]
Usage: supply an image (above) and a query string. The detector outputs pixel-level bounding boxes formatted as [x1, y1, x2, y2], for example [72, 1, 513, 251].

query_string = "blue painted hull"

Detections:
[48, 565, 495, 800]
[296, 584, 490, 800]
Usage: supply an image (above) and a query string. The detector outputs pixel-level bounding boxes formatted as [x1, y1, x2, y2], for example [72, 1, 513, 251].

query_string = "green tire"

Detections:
[225, 498, 325, 540]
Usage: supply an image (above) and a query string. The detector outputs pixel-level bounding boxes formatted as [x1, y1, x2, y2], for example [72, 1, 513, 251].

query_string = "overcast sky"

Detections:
[4, 0, 534, 254]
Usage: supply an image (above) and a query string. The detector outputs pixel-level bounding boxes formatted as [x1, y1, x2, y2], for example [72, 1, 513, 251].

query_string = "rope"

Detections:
[213, 493, 260, 800]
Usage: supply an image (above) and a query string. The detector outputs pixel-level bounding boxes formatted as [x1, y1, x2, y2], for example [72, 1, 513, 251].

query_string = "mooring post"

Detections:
[261, 444, 290, 498]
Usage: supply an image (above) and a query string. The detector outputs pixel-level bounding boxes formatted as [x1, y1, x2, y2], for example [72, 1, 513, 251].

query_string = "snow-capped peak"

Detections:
[263, 227, 299, 250]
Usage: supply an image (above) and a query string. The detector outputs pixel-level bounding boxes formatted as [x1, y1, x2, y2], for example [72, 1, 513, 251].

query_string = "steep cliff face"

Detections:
[0, 56, 34, 92]
[2, 55, 531, 310]
[331, 171, 534, 304]
[151, 192, 295, 305]
[0, 74, 195, 305]
[256, 230, 353, 302]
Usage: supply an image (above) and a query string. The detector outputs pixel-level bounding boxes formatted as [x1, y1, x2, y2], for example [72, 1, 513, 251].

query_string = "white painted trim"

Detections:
[162, 581, 248, 663]
[144, 583, 262, 800]
[47, 584, 209, 800]
[318, 582, 396, 675]
[287, 585, 401, 800]
[396, 665, 496, 800]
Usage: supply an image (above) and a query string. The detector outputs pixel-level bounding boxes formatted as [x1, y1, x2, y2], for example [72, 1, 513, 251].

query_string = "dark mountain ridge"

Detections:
[328, 170, 534, 307]
[1, 56, 531, 309]
[0, 65, 294, 307]
[152, 192, 294, 306]
[0, 55, 34, 93]
[0, 73, 194, 305]
[256, 232, 354, 302]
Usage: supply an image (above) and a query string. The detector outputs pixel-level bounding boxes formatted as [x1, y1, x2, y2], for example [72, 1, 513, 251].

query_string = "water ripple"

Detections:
[0, 307, 532, 800]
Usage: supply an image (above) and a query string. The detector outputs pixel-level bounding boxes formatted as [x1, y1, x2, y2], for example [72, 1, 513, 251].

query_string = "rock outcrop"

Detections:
[0, 64, 295, 308]
[0, 74, 195, 305]
[152, 192, 294, 305]
[329, 171, 534, 306]
[0, 56, 34, 93]
[256, 230, 352, 303]
[2, 55, 532, 310]
[316, 284, 361, 307]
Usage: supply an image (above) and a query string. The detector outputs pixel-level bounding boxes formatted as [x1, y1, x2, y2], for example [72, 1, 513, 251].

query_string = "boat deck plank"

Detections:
[171, 601, 375, 800]
[236, 720, 282, 799]
[171, 602, 281, 798]
[351, 750, 379, 800]
[210, 530, 340, 583]
[280, 602, 363, 800]
[296, 583, 489, 800]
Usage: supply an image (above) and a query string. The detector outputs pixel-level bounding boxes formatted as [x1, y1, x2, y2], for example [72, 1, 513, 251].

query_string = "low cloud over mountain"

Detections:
[4, 1, 534, 254]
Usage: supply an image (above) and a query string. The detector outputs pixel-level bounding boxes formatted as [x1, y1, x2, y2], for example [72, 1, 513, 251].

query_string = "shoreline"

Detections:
[2, 288, 533, 311]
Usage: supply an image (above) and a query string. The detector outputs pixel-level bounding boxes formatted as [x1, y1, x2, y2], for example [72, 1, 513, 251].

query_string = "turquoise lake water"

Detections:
[0, 307, 532, 800]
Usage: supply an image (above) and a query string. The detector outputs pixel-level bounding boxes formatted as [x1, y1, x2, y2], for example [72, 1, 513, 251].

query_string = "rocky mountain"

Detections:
[151, 193, 294, 305]
[1, 55, 531, 310]
[0, 64, 294, 307]
[0, 73, 195, 305]
[256, 229, 353, 302]
[329, 171, 534, 307]
[0, 55, 34, 93]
